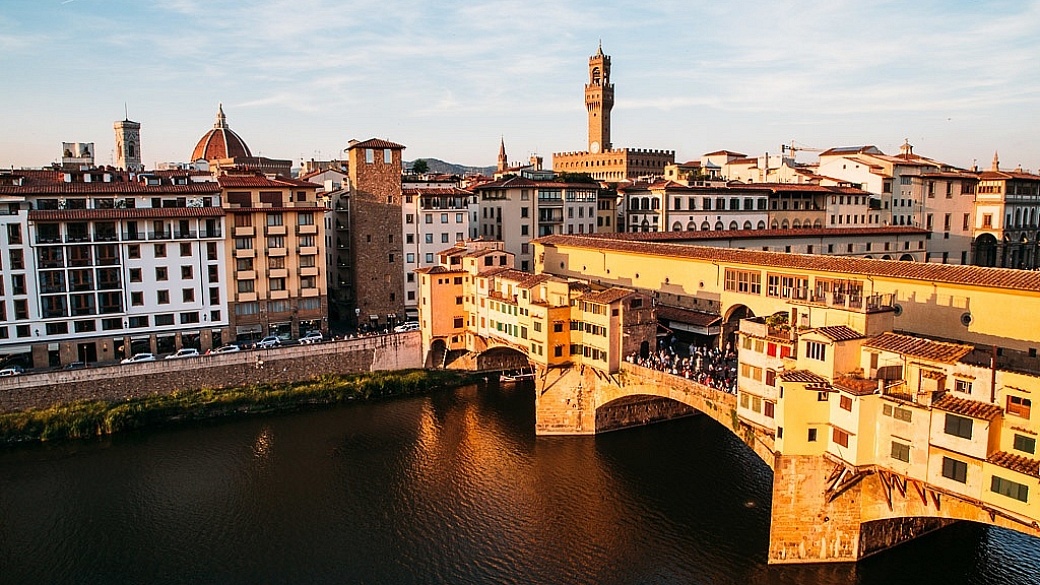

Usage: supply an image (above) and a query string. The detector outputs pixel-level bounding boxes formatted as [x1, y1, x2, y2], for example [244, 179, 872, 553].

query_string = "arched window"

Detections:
[743, 221, 752, 230]
[672, 222, 682, 231]
[781, 219, 790, 229]
[687, 221, 696, 230]
[792, 219, 801, 229]
[641, 219, 650, 232]
[701, 221, 710, 231]
[770, 221, 779, 229]
[758, 220, 766, 230]
[651, 198, 660, 210]
[714, 221, 724, 231]
[729, 221, 738, 230]
[813, 219, 822, 228]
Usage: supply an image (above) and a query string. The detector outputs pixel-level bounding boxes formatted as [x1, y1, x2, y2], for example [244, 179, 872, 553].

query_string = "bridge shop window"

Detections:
[832, 428, 850, 448]
[1007, 395, 1031, 418]
[943, 414, 973, 440]
[941, 456, 968, 483]
[890, 441, 910, 463]
[991, 476, 1029, 503]
[723, 268, 761, 295]
[766, 273, 808, 299]
[1013, 434, 1036, 455]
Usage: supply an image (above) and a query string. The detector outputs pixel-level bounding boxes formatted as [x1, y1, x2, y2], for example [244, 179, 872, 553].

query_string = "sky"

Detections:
[2, 0, 1040, 172]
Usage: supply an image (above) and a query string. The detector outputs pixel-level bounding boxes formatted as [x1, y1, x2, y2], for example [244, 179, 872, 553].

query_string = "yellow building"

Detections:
[417, 240, 654, 374]
[220, 171, 326, 342]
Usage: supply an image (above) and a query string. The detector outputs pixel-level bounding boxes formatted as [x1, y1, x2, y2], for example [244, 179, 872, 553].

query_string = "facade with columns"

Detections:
[971, 153, 1040, 269]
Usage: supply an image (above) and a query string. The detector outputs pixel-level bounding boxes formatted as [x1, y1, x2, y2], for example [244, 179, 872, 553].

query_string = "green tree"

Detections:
[411, 159, 429, 174]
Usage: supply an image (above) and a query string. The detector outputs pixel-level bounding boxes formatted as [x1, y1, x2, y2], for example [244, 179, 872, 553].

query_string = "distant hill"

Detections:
[405, 158, 496, 176]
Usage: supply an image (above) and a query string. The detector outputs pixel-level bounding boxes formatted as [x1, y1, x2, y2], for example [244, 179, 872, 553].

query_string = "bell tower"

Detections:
[114, 115, 142, 172]
[585, 41, 614, 154]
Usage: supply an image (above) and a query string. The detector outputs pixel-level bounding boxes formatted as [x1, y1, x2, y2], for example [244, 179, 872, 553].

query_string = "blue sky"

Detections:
[2, 0, 1039, 171]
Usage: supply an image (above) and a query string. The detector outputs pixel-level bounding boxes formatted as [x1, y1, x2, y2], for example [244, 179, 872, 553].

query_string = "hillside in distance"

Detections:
[406, 158, 496, 176]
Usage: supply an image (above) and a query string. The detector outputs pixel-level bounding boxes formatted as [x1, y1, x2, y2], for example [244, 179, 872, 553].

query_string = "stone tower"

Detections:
[585, 42, 614, 154]
[346, 138, 406, 328]
[114, 117, 142, 171]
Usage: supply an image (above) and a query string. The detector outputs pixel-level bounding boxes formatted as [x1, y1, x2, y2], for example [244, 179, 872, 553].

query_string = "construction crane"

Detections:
[780, 141, 823, 158]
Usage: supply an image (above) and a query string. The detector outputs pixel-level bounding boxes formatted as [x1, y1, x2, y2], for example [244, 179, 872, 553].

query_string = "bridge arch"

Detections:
[475, 345, 530, 372]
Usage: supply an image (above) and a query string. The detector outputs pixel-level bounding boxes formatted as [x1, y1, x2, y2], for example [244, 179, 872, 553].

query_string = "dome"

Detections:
[191, 104, 252, 162]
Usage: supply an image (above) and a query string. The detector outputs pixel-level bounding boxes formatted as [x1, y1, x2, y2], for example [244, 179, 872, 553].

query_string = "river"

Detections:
[1, 381, 1038, 584]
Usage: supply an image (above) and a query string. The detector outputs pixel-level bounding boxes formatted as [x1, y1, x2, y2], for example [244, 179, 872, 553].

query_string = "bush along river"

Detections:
[0, 378, 1038, 584]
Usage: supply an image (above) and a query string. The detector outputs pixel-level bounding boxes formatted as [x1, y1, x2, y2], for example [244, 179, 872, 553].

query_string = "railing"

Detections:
[175, 230, 197, 239]
[149, 231, 171, 240]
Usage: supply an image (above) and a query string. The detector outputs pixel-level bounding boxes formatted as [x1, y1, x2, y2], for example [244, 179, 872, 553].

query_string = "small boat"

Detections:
[500, 367, 535, 383]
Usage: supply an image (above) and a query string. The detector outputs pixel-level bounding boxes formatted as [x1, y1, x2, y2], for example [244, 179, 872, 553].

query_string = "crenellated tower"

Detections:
[585, 42, 614, 154]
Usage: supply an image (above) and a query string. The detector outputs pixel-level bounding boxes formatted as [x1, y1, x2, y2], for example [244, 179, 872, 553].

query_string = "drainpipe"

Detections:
[990, 345, 998, 404]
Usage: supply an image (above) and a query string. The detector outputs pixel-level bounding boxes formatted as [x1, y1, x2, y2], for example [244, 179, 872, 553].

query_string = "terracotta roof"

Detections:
[29, 208, 224, 221]
[403, 187, 473, 197]
[931, 394, 1003, 421]
[0, 180, 220, 195]
[988, 451, 1040, 479]
[834, 376, 879, 396]
[415, 265, 465, 275]
[347, 138, 406, 151]
[865, 333, 974, 363]
[704, 150, 747, 157]
[191, 106, 252, 161]
[655, 305, 722, 327]
[819, 146, 883, 157]
[979, 170, 1040, 182]
[491, 269, 554, 289]
[586, 226, 925, 243]
[474, 176, 600, 190]
[581, 287, 635, 305]
[814, 326, 864, 342]
[218, 175, 318, 188]
[535, 235, 1040, 293]
[780, 370, 829, 384]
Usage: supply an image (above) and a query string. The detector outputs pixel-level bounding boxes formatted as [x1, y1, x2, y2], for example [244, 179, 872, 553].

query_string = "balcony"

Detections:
[148, 230, 172, 240]
[270, 290, 290, 300]
[267, 247, 287, 257]
[200, 228, 223, 238]
[235, 248, 256, 258]
[301, 287, 320, 298]
[234, 226, 255, 237]
[122, 231, 145, 241]
[268, 268, 288, 279]
[237, 292, 258, 302]
[174, 230, 197, 239]
[299, 266, 320, 277]
[266, 225, 287, 236]
[237, 270, 256, 280]
[298, 246, 318, 256]
[297, 224, 318, 235]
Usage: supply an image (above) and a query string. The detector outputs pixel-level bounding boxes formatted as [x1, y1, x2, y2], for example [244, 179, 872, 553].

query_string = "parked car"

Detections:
[121, 353, 156, 364]
[0, 366, 25, 377]
[63, 361, 87, 370]
[165, 348, 201, 360]
[299, 331, 324, 344]
[393, 321, 420, 333]
[210, 344, 242, 355]
[257, 336, 282, 349]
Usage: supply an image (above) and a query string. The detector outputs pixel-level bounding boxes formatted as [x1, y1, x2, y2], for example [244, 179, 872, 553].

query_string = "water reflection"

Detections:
[0, 381, 1037, 584]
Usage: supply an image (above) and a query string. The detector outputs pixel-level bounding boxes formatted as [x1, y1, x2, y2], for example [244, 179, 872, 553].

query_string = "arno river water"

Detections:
[1, 381, 1038, 585]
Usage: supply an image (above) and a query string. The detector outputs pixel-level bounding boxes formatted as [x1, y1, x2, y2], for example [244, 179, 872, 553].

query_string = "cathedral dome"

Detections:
[191, 104, 252, 162]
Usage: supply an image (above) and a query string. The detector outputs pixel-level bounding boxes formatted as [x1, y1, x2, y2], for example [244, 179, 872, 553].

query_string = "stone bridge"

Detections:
[532, 362, 1040, 565]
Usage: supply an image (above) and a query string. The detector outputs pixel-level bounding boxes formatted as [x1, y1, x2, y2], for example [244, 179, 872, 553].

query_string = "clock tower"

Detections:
[585, 41, 613, 154]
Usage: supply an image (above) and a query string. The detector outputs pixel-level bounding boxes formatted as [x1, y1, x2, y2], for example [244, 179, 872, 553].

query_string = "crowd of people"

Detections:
[626, 338, 738, 394]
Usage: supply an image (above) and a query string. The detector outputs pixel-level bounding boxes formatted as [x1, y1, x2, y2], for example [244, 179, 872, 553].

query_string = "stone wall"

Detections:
[596, 394, 699, 433]
[0, 332, 422, 413]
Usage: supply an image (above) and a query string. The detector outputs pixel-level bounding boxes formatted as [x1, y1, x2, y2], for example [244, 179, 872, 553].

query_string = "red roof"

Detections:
[191, 106, 252, 161]
[218, 175, 318, 189]
[587, 226, 927, 243]
[347, 138, 406, 151]
[865, 333, 974, 363]
[931, 394, 1003, 421]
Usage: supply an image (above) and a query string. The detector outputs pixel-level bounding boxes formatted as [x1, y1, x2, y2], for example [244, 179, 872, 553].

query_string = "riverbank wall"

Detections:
[0, 332, 422, 414]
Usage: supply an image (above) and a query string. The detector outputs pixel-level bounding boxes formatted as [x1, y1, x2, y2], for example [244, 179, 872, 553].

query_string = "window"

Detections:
[154, 243, 166, 258]
[180, 243, 191, 257]
[806, 341, 826, 361]
[955, 379, 972, 394]
[944, 414, 973, 439]
[384, 149, 392, 164]
[235, 237, 253, 250]
[1007, 395, 1031, 418]
[1013, 433, 1036, 454]
[181, 266, 193, 279]
[807, 428, 817, 442]
[941, 456, 967, 483]
[156, 267, 168, 281]
[182, 288, 195, 302]
[157, 290, 170, 304]
[131, 291, 144, 306]
[298, 212, 314, 226]
[991, 476, 1029, 503]
[839, 395, 852, 411]
[237, 280, 255, 293]
[891, 441, 910, 462]
[236, 258, 254, 271]
[155, 314, 174, 326]
[129, 268, 142, 283]
[832, 428, 849, 448]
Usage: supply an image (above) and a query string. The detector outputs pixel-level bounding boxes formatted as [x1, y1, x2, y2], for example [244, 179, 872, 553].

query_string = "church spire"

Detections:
[992, 151, 1000, 171]
[497, 136, 508, 172]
